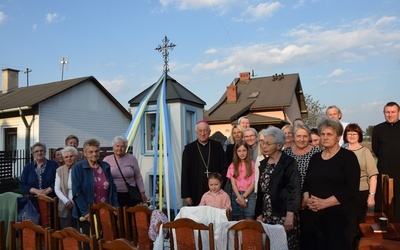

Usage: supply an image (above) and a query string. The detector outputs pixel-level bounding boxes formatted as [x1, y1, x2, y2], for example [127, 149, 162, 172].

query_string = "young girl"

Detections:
[199, 172, 232, 211]
[227, 140, 256, 220]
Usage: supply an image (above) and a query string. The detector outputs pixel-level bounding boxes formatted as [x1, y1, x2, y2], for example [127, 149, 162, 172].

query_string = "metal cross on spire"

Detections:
[155, 36, 176, 73]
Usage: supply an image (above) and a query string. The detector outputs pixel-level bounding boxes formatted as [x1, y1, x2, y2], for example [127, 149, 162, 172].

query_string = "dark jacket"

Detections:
[71, 159, 118, 219]
[19, 159, 59, 197]
[255, 152, 301, 217]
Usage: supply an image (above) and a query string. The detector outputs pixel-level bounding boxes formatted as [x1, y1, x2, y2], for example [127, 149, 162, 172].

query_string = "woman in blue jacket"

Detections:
[71, 138, 118, 236]
[19, 142, 59, 197]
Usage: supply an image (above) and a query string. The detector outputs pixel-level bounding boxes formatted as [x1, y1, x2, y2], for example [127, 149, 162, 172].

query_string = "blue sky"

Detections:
[1, 0, 399, 130]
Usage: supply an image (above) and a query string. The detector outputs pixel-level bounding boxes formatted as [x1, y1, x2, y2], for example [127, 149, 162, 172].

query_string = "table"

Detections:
[359, 222, 400, 241]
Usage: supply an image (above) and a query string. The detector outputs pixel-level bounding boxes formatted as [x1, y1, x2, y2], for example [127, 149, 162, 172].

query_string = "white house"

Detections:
[128, 74, 206, 208]
[0, 68, 131, 158]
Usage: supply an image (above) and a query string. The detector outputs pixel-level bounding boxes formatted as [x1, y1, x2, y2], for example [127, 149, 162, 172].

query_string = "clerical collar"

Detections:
[197, 140, 209, 146]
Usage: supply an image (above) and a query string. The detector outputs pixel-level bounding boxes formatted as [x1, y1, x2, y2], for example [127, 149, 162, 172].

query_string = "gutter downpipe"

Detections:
[19, 108, 34, 165]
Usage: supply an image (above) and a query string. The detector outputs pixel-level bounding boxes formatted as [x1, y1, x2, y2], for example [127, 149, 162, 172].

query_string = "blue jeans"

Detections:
[231, 191, 256, 217]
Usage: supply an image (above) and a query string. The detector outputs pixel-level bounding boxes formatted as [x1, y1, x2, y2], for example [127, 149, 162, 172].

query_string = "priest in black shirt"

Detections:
[372, 101, 400, 222]
[181, 120, 227, 206]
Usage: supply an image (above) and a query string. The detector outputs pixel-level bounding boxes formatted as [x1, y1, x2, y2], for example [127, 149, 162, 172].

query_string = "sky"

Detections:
[0, 0, 399, 130]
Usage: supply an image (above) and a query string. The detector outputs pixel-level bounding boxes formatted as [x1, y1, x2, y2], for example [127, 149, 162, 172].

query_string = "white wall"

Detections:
[0, 115, 39, 151]
[130, 102, 203, 209]
[39, 80, 130, 149]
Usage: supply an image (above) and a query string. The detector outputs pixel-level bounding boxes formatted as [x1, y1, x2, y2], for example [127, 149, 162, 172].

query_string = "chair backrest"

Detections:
[228, 220, 270, 250]
[163, 218, 214, 250]
[123, 205, 153, 249]
[51, 227, 98, 250]
[89, 202, 124, 241]
[36, 193, 59, 230]
[99, 238, 137, 250]
[9, 220, 50, 250]
[381, 174, 395, 222]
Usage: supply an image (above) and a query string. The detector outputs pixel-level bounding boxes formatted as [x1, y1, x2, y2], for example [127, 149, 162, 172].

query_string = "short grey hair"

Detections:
[83, 139, 100, 151]
[195, 121, 210, 131]
[317, 117, 343, 137]
[293, 124, 311, 136]
[244, 127, 258, 138]
[61, 146, 78, 157]
[112, 136, 128, 146]
[238, 116, 250, 125]
[31, 142, 46, 152]
[262, 127, 286, 146]
[326, 105, 342, 119]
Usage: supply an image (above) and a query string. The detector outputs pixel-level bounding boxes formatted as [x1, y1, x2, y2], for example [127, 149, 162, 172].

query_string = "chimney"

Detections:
[226, 85, 237, 103]
[2, 68, 20, 93]
[239, 72, 250, 81]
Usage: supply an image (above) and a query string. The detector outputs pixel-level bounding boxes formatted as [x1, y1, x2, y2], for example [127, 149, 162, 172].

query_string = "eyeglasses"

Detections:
[33, 150, 45, 154]
[244, 135, 256, 139]
[260, 141, 276, 147]
[347, 133, 358, 137]
[64, 155, 75, 159]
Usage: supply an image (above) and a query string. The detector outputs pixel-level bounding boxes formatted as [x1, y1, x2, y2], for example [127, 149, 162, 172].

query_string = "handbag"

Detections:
[17, 195, 40, 224]
[114, 155, 142, 203]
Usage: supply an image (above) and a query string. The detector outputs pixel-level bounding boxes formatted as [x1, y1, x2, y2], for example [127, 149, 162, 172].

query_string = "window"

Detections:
[4, 128, 17, 152]
[145, 112, 157, 152]
[185, 109, 196, 145]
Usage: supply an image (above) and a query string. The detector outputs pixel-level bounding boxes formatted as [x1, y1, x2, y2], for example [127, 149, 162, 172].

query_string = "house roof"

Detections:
[204, 73, 307, 124]
[128, 74, 206, 108]
[0, 76, 131, 119]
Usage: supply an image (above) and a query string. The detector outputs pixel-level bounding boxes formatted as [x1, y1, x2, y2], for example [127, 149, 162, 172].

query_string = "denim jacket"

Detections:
[71, 158, 118, 219]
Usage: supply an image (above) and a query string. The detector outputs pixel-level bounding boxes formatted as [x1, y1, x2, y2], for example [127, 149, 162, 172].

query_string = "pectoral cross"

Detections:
[204, 168, 210, 177]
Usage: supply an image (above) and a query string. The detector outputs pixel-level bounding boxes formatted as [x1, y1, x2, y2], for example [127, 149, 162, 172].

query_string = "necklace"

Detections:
[197, 141, 211, 177]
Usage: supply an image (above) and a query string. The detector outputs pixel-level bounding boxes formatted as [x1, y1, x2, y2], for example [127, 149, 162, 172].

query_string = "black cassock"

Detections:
[181, 139, 227, 206]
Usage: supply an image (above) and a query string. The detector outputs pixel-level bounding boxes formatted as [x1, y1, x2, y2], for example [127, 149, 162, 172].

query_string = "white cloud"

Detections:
[100, 76, 128, 94]
[204, 48, 218, 54]
[0, 11, 7, 24]
[45, 13, 65, 23]
[106, 61, 116, 67]
[327, 68, 345, 78]
[244, 2, 283, 20]
[361, 101, 386, 111]
[32, 24, 38, 31]
[192, 16, 400, 75]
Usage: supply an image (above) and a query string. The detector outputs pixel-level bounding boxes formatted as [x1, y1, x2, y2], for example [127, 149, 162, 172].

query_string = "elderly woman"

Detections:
[344, 123, 378, 242]
[284, 124, 321, 192]
[282, 124, 294, 149]
[54, 146, 78, 229]
[103, 136, 147, 207]
[255, 127, 301, 249]
[65, 135, 85, 161]
[71, 138, 118, 236]
[19, 142, 59, 197]
[301, 118, 360, 250]
[226, 125, 244, 165]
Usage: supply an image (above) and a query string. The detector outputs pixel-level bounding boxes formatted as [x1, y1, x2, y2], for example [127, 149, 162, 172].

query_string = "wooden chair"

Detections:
[123, 205, 153, 249]
[89, 202, 124, 241]
[99, 238, 137, 250]
[163, 218, 214, 250]
[366, 174, 394, 223]
[51, 227, 98, 250]
[0, 221, 5, 250]
[228, 220, 270, 250]
[9, 220, 50, 250]
[358, 237, 400, 249]
[36, 193, 59, 230]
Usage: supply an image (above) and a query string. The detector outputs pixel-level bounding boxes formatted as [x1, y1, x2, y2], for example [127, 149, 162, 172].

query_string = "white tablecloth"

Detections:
[217, 221, 288, 250]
